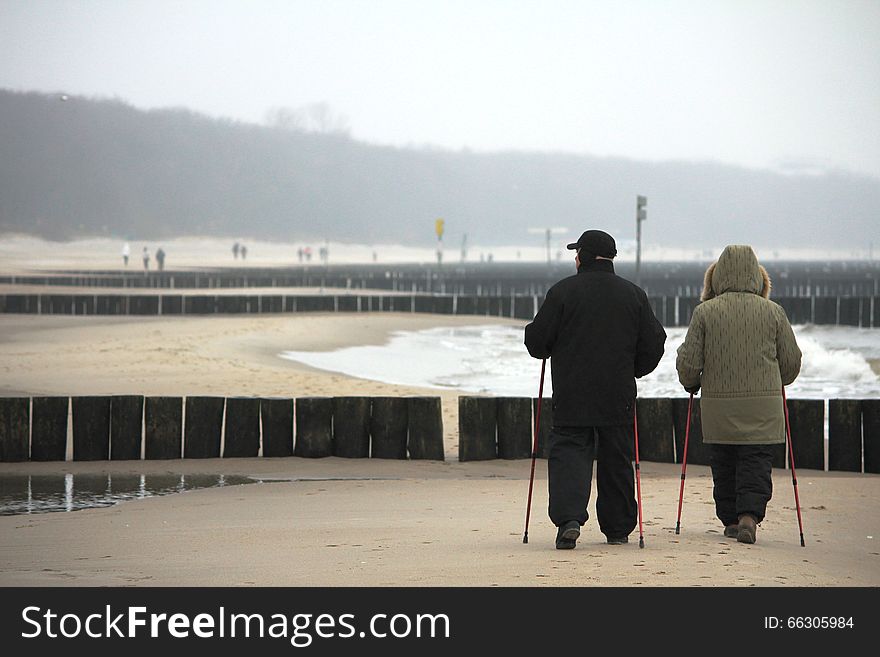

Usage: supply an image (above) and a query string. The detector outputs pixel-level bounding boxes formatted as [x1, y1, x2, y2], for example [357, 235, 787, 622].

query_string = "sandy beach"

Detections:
[0, 456, 876, 587]
[0, 313, 524, 455]
[0, 310, 878, 587]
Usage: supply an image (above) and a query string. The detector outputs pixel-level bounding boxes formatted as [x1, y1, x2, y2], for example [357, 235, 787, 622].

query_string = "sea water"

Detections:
[280, 324, 880, 399]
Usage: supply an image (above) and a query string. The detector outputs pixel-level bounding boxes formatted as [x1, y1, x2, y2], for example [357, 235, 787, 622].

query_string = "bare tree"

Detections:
[265, 102, 350, 136]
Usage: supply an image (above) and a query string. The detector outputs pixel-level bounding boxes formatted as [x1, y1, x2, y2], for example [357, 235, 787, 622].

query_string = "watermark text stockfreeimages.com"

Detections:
[21, 605, 451, 647]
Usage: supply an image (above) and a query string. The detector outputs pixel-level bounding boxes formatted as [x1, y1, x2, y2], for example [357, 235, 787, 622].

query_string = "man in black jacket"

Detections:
[524, 230, 666, 548]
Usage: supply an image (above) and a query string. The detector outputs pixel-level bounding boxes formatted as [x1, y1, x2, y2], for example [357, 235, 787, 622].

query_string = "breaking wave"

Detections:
[280, 324, 880, 399]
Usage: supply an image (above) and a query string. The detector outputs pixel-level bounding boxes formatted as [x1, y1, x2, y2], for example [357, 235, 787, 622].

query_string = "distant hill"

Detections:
[0, 89, 877, 248]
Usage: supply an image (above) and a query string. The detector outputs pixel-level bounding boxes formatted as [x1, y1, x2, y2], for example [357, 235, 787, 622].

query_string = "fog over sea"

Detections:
[281, 324, 880, 399]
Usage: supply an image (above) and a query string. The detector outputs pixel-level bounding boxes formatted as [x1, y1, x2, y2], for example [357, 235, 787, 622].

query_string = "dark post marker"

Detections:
[863, 399, 880, 474]
[224, 397, 261, 458]
[31, 397, 68, 461]
[458, 396, 497, 461]
[370, 397, 408, 459]
[0, 397, 29, 462]
[332, 397, 371, 458]
[110, 395, 144, 461]
[260, 398, 294, 457]
[407, 396, 445, 460]
[533, 397, 554, 459]
[145, 397, 183, 460]
[635, 398, 675, 463]
[672, 397, 709, 466]
[294, 397, 334, 458]
[72, 396, 111, 461]
[183, 396, 224, 458]
[828, 399, 862, 472]
[496, 397, 532, 459]
[786, 399, 824, 471]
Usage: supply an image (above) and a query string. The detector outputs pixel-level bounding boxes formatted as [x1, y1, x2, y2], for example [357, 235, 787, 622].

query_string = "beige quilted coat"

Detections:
[676, 245, 802, 444]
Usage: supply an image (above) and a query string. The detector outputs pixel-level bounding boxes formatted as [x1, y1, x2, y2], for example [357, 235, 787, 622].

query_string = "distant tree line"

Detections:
[0, 89, 876, 248]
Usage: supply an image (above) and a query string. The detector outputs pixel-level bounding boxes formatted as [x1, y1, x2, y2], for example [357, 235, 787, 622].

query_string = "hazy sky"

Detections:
[2, 0, 879, 178]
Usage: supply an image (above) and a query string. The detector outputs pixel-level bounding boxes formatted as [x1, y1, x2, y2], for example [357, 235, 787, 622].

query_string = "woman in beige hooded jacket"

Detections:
[676, 245, 802, 544]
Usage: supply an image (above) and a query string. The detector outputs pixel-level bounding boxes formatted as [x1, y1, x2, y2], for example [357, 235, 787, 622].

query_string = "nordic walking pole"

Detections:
[674, 393, 694, 535]
[522, 358, 547, 544]
[633, 401, 645, 549]
[782, 387, 806, 547]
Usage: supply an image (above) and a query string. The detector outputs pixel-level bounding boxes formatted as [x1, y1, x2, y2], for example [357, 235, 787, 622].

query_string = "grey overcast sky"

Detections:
[2, 0, 879, 178]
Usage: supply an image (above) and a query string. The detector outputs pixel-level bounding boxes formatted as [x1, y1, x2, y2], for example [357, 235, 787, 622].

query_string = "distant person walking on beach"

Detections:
[232, 242, 240, 259]
[525, 230, 666, 549]
[240, 244, 247, 260]
[156, 247, 166, 272]
[676, 245, 801, 544]
[121, 242, 130, 267]
[142, 246, 150, 272]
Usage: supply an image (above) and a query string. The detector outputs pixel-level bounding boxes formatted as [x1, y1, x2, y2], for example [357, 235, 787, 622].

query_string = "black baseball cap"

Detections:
[566, 230, 617, 258]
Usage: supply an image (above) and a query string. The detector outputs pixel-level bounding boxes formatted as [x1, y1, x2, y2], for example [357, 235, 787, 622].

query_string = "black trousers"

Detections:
[547, 424, 637, 538]
[709, 443, 774, 525]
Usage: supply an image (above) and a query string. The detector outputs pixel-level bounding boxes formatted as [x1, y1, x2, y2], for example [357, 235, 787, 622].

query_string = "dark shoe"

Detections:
[723, 524, 739, 538]
[737, 514, 757, 544]
[606, 535, 629, 545]
[556, 520, 580, 549]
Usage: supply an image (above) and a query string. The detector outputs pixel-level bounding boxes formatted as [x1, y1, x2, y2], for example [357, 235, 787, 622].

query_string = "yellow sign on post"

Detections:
[435, 219, 445, 239]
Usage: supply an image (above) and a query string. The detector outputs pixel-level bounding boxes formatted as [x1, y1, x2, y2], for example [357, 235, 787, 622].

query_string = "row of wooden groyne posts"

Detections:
[3, 260, 879, 297]
[0, 292, 878, 327]
[0, 395, 878, 473]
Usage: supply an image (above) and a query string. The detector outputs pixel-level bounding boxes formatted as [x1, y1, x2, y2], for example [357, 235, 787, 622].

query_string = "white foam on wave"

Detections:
[280, 324, 880, 399]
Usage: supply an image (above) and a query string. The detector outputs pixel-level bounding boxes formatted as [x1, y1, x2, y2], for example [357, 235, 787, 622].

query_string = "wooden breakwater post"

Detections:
[863, 399, 880, 474]
[183, 396, 224, 458]
[636, 398, 675, 463]
[532, 397, 553, 459]
[497, 397, 532, 459]
[332, 397, 371, 458]
[260, 398, 294, 457]
[370, 397, 408, 459]
[672, 397, 709, 466]
[294, 397, 333, 458]
[786, 399, 824, 471]
[145, 397, 182, 460]
[829, 399, 862, 472]
[72, 396, 110, 461]
[31, 397, 68, 461]
[458, 396, 497, 461]
[406, 397, 444, 460]
[110, 395, 144, 461]
[224, 397, 260, 458]
[0, 397, 29, 462]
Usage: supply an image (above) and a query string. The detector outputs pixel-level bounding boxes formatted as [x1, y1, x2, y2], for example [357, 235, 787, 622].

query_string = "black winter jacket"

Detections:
[524, 259, 667, 427]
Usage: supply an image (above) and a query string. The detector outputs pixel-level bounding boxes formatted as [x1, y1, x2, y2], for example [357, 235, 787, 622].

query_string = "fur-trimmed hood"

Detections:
[701, 245, 771, 301]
